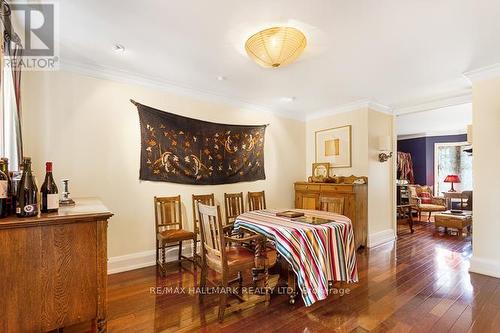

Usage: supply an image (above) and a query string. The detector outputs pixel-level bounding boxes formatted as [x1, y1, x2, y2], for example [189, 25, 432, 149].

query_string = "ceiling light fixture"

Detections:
[216, 76, 226, 81]
[113, 44, 125, 54]
[280, 96, 296, 103]
[245, 27, 307, 68]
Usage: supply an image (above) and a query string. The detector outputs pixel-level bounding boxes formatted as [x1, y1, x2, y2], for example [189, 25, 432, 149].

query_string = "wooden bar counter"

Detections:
[0, 198, 113, 333]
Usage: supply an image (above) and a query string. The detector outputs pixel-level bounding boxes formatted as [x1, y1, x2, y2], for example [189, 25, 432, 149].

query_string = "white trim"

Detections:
[306, 99, 393, 121]
[108, 250, 156, 275]
[433, 141, 470, 195]
[367, 229, 396, 248]
[464, 63, 500, 83]
[394, 91, 471, 116]
[397, 130, 467, 140]
[469, 256, 500, 279]
[59, 61, 306, 122]
[107, 243, 198, 275]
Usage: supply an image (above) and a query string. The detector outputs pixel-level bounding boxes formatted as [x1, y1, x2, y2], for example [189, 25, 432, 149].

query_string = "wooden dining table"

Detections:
[234, 209, 358, 306]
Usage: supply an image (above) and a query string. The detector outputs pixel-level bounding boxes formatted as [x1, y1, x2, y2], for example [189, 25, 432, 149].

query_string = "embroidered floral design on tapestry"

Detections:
[134, 102, 266, 185]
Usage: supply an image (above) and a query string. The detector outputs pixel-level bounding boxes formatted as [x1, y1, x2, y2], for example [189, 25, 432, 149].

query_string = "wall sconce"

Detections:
[378, 136, 393, 162]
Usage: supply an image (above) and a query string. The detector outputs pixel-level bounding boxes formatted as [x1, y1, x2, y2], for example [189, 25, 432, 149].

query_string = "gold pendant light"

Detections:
[245, 27, 307, 68]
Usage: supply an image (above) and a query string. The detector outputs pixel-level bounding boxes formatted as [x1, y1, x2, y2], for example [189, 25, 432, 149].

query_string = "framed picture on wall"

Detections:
[315, 125, 352, 168]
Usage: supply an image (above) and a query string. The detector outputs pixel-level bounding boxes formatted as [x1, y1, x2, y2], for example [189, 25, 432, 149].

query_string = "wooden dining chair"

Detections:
[319, 196, 345, 215]
[224, 192, 244, 227]
[154, 195, 195, 276]
[248, 191, 266, 211]
[197, 203, 272, 322]
[192, 194, 215, 262]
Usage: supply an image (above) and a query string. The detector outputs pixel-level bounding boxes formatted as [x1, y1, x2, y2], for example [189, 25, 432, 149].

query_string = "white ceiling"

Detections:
[56, 0, 500, 119]
[396, 103, 472, 137]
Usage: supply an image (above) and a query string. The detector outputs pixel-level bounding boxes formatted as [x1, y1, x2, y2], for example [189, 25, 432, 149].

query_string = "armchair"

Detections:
[408, 185, 447, 221]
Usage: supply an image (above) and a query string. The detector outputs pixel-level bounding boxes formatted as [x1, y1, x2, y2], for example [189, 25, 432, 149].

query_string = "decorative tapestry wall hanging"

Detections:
[132, 100, 267, 185]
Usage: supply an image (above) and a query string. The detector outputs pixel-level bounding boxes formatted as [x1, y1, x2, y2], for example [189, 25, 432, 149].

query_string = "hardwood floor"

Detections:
[80, 221, 500, 332]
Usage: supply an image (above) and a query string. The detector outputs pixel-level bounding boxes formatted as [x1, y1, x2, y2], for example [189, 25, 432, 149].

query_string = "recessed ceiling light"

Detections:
[280, 96, 296, 103]
[217, 76, 226, 81]
[113, 44, 125, 54]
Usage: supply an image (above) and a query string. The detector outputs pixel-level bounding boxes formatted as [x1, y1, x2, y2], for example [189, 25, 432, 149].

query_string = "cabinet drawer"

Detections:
[295, 184, 321, 191]
[320, 185, 354, 192]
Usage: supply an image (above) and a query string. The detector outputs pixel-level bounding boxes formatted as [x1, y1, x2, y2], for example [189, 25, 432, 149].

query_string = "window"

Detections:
[434, 142, 473, 194]
[1, 62, 21, 171]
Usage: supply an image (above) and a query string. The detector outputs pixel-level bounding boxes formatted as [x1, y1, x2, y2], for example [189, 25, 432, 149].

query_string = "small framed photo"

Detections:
[312, 162, 330, 178]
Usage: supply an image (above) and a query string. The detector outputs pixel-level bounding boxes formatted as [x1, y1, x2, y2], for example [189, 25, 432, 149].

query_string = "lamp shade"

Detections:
[444, 174, 461, 183]
[245, 27, 307, 68]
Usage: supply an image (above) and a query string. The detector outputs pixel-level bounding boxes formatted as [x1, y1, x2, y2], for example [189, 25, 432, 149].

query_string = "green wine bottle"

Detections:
[16, 157, 38, 217]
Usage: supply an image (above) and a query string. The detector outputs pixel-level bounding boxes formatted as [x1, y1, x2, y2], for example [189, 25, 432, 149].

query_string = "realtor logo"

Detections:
[5, 2, 59, 70]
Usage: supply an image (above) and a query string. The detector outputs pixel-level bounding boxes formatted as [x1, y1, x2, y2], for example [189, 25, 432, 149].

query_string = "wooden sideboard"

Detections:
[294, 182, 368, 249]
[0, 198, 113, 333]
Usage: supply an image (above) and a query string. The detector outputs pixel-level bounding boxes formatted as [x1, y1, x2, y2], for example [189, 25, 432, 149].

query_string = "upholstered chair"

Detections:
[408, 185, 447, 221]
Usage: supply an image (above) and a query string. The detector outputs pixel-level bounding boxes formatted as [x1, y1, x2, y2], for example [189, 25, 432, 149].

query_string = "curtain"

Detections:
[1, 0, 23, 171]
[397, 152, 415, 184]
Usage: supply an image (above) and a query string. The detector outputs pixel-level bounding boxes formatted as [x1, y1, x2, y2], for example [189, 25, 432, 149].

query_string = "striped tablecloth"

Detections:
[234, 209, 358, 306]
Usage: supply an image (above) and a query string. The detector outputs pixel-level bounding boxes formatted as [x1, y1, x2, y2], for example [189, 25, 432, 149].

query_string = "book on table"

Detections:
[276, 211, 304, 218]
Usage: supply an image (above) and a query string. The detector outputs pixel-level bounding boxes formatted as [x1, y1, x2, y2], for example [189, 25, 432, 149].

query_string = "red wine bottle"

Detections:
[41, 162, 59, 213]
[16, 157, 38, 217]
[0, 159, 10, 218]
[1, 158, 12, 215]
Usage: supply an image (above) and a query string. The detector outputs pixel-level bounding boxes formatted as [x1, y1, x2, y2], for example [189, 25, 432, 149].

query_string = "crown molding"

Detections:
[464, 63, 500, 83]
[59, 60, 306, 122]
[306, 99, 393, 121]
[397, 129, 467, 140]
[393, 90, 471, 116]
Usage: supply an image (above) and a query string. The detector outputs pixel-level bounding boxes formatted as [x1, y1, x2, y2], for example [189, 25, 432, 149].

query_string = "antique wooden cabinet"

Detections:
[294, 182, 368, 249]
[0, 198, 113, 333]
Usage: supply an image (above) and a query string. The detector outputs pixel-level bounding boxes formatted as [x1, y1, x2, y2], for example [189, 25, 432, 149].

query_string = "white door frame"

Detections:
[434, 141, 469, 195]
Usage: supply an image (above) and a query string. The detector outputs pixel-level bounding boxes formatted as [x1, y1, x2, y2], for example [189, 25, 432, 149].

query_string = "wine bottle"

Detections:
[0, 159, 10, 218]
[16, 157, 38, 217]
[1, 158, 12, 215]
[41, 162, 59, 213]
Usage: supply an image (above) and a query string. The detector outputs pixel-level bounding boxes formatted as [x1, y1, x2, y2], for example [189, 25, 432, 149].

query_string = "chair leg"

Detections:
[418, 211, 421, 221]
[193, 239, 199, 268]
[155, 240, 159, 267]
[200, 261, 207, 290]
[428, 212, 432, 222]
[218, 276, 228, 323]
[193, 233, 198, 258]
[178, 241, 183, 263]
[238, 271, 243, 296]
[158, 244, 166, 277]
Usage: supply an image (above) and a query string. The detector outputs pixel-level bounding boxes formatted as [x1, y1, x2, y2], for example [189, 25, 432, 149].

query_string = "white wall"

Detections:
[367, 110, 395, 240]
[306, 108, 369, 177]
[305, 108, 395, 247]
[21, 71, 306, 263]
[396, 103, 472, 137]
[469, 76, 500, 278]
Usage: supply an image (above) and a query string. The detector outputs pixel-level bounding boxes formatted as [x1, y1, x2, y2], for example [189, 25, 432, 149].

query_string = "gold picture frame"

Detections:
[312, 162, 330, 178]
[315, 125, 352, 168]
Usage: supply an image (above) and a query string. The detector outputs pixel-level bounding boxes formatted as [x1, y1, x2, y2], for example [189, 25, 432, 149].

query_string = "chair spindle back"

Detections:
[319, 196, 345, 215]
[248, 191, 266, 211]
[154, 196, 183, 234]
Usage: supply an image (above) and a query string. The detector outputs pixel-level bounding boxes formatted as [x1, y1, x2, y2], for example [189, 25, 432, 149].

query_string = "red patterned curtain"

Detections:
[397, 152, 415, 184]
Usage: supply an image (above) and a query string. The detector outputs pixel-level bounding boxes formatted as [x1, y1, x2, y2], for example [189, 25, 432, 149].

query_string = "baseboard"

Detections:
[107, 243, 197, 275]
[367, 229, 396, 248]
[469, 256, 500, 278]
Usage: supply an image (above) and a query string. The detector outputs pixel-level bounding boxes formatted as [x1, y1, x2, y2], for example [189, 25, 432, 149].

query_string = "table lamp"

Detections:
[444, 174, 461, 192]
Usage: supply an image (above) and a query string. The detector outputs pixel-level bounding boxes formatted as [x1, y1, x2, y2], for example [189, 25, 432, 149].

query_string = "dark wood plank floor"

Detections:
[97, 222, 500, 332]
